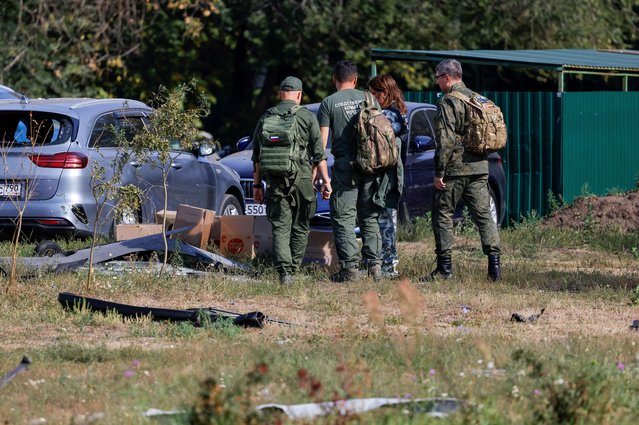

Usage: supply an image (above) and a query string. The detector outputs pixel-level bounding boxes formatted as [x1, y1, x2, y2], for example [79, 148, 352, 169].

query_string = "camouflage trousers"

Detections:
[432, 174, 501, 257]
[378, 207, 399, 276]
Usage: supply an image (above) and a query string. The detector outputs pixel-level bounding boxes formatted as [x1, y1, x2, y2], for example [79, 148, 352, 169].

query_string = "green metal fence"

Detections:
[405, 91, 561, 224]
[561, 92, 639, 202]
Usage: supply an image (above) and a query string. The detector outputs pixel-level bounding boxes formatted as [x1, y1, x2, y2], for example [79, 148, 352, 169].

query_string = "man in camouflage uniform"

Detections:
[318, 60, 383, 282]
[252, 76, 331, 285]
[423, 59, 502, 281]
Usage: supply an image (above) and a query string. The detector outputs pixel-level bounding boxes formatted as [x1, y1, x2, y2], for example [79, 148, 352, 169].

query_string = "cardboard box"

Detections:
[115, 224, 163, 241]
[155, 209, 177, 230]
[209, 215, 222, 248]
[253, 216, 273, 255]
[171, 204, 215, 249]
[303, 229, 338, 271]
[220, 215, 255, 259]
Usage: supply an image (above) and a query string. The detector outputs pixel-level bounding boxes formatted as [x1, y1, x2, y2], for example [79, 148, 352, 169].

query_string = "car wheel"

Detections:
[220, 194, 242, 215]
[35, 240, 63, 257]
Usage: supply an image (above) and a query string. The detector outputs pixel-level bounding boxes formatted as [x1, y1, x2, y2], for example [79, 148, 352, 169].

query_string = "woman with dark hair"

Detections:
[367, 74, 407, 279]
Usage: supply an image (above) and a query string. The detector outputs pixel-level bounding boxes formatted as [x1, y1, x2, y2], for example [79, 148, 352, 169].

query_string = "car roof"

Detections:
[0, 85, 22, 100]
[0, 98, 151, 115]
[303, 100, 436, 114]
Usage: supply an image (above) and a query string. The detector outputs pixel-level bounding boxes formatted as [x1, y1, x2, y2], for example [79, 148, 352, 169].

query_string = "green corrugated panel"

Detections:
[405, 91, 560, 224]
[562, 92, 639, 201]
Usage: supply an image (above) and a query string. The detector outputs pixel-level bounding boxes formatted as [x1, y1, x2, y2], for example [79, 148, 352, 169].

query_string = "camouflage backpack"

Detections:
[258, 105, 303, 176]
[353, 91, 399, 174]
[447, 91, 507, 154]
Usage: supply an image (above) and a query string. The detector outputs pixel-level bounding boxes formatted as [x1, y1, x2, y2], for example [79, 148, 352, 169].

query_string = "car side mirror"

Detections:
[412, 135, 435, 152]
[198, 143, 214, 157]
[236, 136, 251, 152]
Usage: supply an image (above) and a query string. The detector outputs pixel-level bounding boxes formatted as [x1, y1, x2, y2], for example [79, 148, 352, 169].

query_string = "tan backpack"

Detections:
[447, 91, 507, 154]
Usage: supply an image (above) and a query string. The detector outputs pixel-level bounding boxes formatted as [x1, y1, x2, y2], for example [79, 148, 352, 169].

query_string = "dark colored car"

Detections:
[0, 97, 244, 239]
[220, 101, 506, 226]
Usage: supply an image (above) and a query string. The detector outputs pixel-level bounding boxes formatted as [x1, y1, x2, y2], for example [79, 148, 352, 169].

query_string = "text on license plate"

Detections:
[0, 183, 21, 197]
[246, 203, 266, 216]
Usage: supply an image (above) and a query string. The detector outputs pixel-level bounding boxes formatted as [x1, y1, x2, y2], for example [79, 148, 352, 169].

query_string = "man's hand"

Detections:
[321, 182, 332, 200]
[434, 176, 446, 190]
[253, 187, 264, 204]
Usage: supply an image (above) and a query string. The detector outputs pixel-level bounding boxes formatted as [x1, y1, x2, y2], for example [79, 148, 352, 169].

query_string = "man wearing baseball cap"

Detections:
[252, 76, 331, 285]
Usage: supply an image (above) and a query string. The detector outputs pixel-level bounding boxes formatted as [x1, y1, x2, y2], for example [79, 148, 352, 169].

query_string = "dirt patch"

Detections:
[544, 190, 639, 231]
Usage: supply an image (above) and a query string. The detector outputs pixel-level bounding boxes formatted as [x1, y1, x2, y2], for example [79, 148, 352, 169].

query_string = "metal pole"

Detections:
[371, 61, 377, 77]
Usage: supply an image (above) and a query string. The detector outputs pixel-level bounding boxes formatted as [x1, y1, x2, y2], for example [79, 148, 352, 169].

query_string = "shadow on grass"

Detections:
[507, 268, 637, 293]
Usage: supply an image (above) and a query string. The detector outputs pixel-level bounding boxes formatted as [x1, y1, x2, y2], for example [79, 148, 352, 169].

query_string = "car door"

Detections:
[88, 111, 164, 230]
[166, 142, 217, 211]
[402, 106, 438, 218]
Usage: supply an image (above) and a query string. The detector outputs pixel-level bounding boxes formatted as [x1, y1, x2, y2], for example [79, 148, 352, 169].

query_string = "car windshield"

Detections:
[0, 112, 74, 147]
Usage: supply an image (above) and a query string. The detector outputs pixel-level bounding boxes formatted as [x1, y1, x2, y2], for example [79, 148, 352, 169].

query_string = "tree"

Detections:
[129, 81, 210, 273]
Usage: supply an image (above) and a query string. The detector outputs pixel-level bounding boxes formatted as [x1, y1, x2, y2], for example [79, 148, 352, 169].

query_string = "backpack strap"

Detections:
[446, 90, 471, 104]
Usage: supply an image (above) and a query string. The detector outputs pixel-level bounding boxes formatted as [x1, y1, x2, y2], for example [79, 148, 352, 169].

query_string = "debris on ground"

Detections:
[630, 320, 639, 330]
[510, 308, 545, 323]
[0, 356, 31, 389]
[0, 228, 250, 277]
[144, 408, 188, 423]
[256, 397, 462, 419]
[58, 292, 266, 328]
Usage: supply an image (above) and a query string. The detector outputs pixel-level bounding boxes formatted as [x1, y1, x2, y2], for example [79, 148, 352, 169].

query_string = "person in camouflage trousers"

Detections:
[422, 59, 502, 281]
[252, 76, 331, 285]
[368, 74, 407, 279]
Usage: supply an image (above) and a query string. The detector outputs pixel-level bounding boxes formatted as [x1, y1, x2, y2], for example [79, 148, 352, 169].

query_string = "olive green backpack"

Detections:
[258, 105, 303, 176]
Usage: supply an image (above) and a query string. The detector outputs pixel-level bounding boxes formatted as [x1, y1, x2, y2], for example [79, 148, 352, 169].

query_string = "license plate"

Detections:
[0, 183, 21, 197]
[246, 203, 266, 216]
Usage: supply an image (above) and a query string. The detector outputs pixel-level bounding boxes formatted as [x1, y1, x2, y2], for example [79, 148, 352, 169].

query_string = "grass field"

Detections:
[1, 217, 639, 424]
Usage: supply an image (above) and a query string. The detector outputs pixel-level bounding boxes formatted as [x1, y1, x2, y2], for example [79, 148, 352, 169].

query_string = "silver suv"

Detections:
[0, 97, 244, 239]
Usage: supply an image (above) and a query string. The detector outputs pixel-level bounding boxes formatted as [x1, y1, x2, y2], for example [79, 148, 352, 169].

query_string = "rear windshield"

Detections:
[0, 112, 74, 147]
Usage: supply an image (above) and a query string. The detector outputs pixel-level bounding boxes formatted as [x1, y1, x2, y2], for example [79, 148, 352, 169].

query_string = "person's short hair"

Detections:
[333, 60, 358, 83]
[435, 59, 463, 79]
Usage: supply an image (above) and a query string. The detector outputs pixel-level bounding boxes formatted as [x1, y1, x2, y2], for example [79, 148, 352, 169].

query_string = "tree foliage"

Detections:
[1, 0, 638, 143]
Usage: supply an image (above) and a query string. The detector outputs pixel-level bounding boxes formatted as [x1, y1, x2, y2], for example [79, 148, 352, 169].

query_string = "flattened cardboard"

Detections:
[115, 224, 163, 241]
[220, 216, 255, 259]
[171, 204, 215, 249]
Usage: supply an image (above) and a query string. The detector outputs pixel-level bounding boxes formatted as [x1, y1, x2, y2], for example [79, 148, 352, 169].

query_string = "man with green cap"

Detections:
[252, 76, 332, 285]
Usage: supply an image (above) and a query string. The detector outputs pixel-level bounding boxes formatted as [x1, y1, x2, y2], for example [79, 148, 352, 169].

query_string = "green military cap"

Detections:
[279, 76, 303, 92]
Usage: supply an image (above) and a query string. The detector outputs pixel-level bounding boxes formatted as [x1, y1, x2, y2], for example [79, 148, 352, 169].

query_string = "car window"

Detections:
[408, 108, 436, 151]
[90, 114, 148, 148]
[0, 112, 73, 146]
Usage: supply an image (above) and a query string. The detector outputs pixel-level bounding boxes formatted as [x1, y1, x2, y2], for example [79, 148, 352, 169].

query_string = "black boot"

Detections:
[420, 256, 452, 281]
[488, 254, 501, 281]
